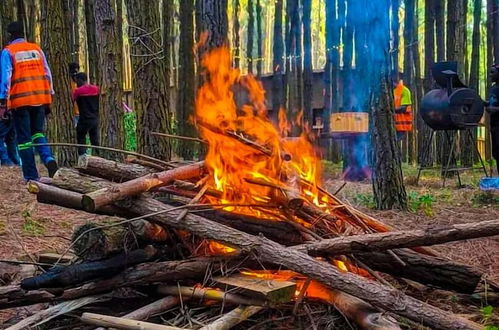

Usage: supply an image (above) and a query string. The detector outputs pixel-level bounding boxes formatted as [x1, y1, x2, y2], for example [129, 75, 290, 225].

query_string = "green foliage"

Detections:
[124, 112, 137, 152]
[481, 306, 498, 329]
[407, 191, 435, 216]
[21, 210, 46, 236]
[353, 193, 376, 209]
[472, 192, 499, 206]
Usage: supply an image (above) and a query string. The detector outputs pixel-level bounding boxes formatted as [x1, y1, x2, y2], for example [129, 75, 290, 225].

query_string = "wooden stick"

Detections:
[158, 285, 266, 306]
[30, 143, 174, 168]
[199, 305, 263, 330]
[125, 156, 167, 170]
[151, 131, 207, 144]
[81, 312, 184, 330]
[81, 161, 205, 212]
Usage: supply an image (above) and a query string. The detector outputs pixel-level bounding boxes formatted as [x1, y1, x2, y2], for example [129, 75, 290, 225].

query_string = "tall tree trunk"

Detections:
[271, 0, 284, 121]
[492, 0, 499, 63]
[68, 0, 80, 62]
[94, 0, 124, 158]
[256, 0, 263, 77]
[390, 0, 400, 72]
[246, 0, 254, 74]
[485, 0, 495, 163]
[369, 0, 407, 210]
[195, 0, 228, 57]
[40, 0, 77, 166]
[419, 0, 436, 166]
[468, 0, 481, 164]
[84, 0, 100, 84]
[163, 0, 174, 120]
[404, 0, 416, 164]
[412, 0, 424, 165]
[0, 0, 16, 47]
[177, 0, 197, 160]
[126, 0, 172, 160]
[434, 0, 445, 62]
[232, 0, 240, 68]
[302, 0, 312, 125]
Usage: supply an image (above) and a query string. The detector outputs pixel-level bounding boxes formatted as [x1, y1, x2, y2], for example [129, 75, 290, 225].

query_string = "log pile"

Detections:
[1, 155, 497, 330]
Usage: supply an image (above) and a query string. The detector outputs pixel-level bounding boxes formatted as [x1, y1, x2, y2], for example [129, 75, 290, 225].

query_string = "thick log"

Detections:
[21, 247, 157, 290]
[81, 161, 205, 212]
[77, 156, 157, 181]
[0, 258, 221, 309]
[297, 219, 499, 256]
[114, 196, 480, 329]
[52, 169, 484, 294]
[81, 312, 183, 330]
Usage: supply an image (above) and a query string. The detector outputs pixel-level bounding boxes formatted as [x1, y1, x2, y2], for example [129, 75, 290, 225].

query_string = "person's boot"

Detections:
[46, 159, 58, 178]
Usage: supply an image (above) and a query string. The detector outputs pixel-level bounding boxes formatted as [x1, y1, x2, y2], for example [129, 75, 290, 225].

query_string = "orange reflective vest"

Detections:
[393, 82, 413, 132]
[4, 41, 52, 109]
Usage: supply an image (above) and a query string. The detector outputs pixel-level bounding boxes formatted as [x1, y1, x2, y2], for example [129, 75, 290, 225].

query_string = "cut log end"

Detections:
[81, 194, 97, 212]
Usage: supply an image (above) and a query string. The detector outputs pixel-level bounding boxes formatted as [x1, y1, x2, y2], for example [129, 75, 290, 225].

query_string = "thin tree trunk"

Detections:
[390, 0, 400, 72]
[84, 0, 100, 84]
[232, 0, 240, 68]
[493, 0, 499, 63]
[411, 0, 423, 165]
[370, 0, 407, 210]
[256, 0, 263, 77]
[303, 0, 312, 124]
[40, 0, 77, 166]
[485, 0, 495, 162]
[68, 0, 80, 62]
[469, 0, 481, 164]
[163, 0, 174, 132]
[247, 0, 254, 74]
[404, 0, 416, 164]
[271, 0, 284, 121]
[126, 0, 172, 160]
[177, 0, 197, 160]
[94, 0, 125, 159]
[434, 0, 446, 166]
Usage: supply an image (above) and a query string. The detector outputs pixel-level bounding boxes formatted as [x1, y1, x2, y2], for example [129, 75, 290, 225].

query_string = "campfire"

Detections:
[3, 47, 498, 330]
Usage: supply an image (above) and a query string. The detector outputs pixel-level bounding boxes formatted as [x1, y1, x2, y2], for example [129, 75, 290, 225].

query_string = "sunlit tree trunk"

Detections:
[303, 0, 312, 125]
[271, 0, 284, 121]
[40, 0, 77, 166]
[94, 0, 124, 158]
[390, 0, 400, 72]
[84, 0, 100, 84]
[247, 0, 254, 74]
[126, 0, 172, 160]
[232, 0, 240, 68]
[68, 0, 80, 62]
[404, 0, 417, 164]
[177, 0, 197, 160]
[256, 0, 263, 77]
[369, 0, 407, 210]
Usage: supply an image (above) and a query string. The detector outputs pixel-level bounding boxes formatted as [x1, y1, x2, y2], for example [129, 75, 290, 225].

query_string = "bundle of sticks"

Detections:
[2, 155, 498, 330]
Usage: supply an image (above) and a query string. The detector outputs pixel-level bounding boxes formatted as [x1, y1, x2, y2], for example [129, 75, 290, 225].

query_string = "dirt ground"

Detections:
[0, 164, 498, 327]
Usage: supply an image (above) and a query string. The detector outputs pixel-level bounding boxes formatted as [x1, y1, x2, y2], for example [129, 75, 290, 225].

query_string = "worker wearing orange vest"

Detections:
[0, 22, 57, 181]
[392, 73, 413, 140]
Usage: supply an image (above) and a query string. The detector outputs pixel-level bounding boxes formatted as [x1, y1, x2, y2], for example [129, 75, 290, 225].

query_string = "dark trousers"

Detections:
[76, 119, 99, 155]
[12, 106, 54, 180]
[0, 117, 19, 165]
[491, 126, 499, 175]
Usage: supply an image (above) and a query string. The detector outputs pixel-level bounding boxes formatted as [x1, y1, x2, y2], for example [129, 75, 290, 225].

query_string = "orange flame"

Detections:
[195, 47, 327, 216]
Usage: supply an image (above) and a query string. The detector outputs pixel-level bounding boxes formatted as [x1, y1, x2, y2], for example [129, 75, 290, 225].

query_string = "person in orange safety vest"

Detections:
[392, 72, 413, 141]
[0, 21, 57, 181]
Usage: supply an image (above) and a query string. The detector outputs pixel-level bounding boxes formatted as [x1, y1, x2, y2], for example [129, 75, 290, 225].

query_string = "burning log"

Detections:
[20, 247, 157, 290]
[81, 312, 183, 330]
[0, 257, 223, 309]
[158, 285, 267, 306]
[81, 161, 205, 212]
[199, 305, 263, 330]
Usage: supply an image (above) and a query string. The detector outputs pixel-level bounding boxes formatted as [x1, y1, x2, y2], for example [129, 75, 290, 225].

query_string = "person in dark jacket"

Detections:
[486, 64, 499, 175]
[72, 72, 100, 156]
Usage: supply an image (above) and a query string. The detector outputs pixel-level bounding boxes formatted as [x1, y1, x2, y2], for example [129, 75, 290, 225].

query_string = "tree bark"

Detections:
[403, 0, 416, 164]
[246, 0, 254, 74]
[368, 0, 407, 210]
[494, 0, 499, 64]
[126, 0, 172, 160]
[271, 0, 284, 121]
[94, 0, 125, 158]
[469, 0, 482, 92]
[81, 162, 205, 211]
[40, 0, 77, 166]
[0, 258, 229, 309]
[195, 0, 228, 57]
[390, 0, 400, 72]
[84, 0, 100, 84]
[256, 0, 263, 77]
[0, 0, 16, 47]
[232, 0, 241, 68]
[177, 0, 197, 160]
[77, 156, 156, 181]
[302, 0, 313, 125]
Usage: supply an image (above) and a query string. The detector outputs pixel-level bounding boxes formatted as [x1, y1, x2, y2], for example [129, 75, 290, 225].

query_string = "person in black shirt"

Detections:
[486, 64, 499, 174]
[72, 72, 100, 157]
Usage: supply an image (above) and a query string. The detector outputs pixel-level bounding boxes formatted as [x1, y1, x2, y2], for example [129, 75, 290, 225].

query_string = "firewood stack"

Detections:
[3, 47, 498, 329]
[0, 155, 496, 329]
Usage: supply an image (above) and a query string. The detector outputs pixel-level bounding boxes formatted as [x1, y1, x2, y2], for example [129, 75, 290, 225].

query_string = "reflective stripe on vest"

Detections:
[5, 42, 52, 109]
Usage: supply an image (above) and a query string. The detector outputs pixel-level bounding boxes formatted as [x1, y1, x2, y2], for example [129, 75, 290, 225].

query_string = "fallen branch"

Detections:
[81, 312, 184, 330]
[199, 305, 263, 330]
[82, 162, 205, 212]
[151, 131, 207, 144]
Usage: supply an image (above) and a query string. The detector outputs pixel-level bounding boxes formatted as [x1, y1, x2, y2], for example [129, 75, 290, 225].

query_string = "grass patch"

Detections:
[472, 191, 499, 206]
[0, 220, 6, 235]
[21, 210, 46, 236]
